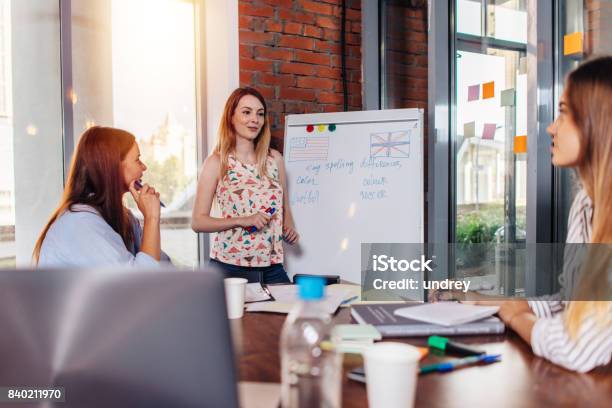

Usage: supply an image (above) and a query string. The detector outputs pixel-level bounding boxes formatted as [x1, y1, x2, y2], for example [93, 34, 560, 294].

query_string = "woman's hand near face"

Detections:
[129, 181, 161, 221]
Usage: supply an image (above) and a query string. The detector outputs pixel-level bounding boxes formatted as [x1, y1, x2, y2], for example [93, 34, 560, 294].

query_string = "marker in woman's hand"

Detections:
[246, 207, 275, 233]
[134, 180, 166, 208]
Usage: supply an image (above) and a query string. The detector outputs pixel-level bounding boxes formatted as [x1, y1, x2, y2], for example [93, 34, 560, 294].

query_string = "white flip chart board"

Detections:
[283, 109, 424, 283]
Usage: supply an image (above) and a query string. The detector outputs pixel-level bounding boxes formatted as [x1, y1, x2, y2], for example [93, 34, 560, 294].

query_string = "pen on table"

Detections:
[246, 207, 275, 233]
[428, 335, 485, 356]
[134, 180, 166, 208]
[340, 295, 359, 305]
[419, 354, 501, 374]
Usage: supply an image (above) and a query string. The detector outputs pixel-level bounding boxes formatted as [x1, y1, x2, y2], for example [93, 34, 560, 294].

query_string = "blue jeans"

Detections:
[209, 258, 291, 284]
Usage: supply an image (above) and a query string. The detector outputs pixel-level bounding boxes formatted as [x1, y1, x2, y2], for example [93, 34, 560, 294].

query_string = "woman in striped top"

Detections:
[434, 57, 612, 372]
[497, 56, 612, 372]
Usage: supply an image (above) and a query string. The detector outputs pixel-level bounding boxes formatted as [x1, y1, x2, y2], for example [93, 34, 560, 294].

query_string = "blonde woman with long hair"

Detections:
[432, 57, 612, 372]
[192, 87, 298, 283]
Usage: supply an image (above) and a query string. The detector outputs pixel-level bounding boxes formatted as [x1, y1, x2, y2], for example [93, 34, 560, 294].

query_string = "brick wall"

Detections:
[585, 0, 612, 54]
[238, 0, 362, 150]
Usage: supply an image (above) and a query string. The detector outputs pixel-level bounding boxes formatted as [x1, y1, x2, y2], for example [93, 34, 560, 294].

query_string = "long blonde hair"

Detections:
[563, 56, 612, 336]
[214, 87, 272, 179]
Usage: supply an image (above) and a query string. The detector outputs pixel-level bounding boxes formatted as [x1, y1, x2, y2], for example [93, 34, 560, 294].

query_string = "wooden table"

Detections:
[232, 308, 612, 407]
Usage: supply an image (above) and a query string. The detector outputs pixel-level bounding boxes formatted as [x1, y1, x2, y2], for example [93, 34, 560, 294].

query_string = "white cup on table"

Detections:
[224, 278, 248, 319]
[363, 342, 421, 408]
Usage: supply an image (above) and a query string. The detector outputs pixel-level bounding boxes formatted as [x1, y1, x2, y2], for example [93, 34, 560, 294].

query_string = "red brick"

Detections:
[240, 44, 253, 58]
[279, 9, 312, 24]
[315, 39, 341, 53]
[280, 87, 316, 101]
[351, 21, 362, 33]
[278, 36, 315, 50]
[317, 16, 338, 29]
[239, 3, 274, 18]
[255, 46, 294, 61]
[259, 73, 296, 87]
[318, 92, 344, 104]
[240, 31, 275, 45]
[346, 8, 361, 21]
[265, 20, 283, 32]
[322, 28, 341, 42]
[239, 15, 255, 29]
[257, 86, 276, 99]
[304, 25, 324, 38]
[284, 22, 303, 35]
[240, 71, 255, 85]
[261, 0, 293, 8]
[295, 50, 331, 65]
[297, 76, 335, 89]
[240, 58, 274, 72]
[279, 62, 317, 76]
[316, 66, 342, 79]
[300, 0, 334, 15]
[323, 104, 340, 112]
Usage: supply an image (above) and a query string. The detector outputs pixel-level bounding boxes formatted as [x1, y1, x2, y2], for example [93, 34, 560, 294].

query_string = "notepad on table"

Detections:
[393, 302, 499, 327]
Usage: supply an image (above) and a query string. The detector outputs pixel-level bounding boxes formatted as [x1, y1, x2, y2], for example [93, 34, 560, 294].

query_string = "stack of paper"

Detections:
[393, 302, 499, 327]
[245, 284, 352, 314]
[332, 324, 381, 354]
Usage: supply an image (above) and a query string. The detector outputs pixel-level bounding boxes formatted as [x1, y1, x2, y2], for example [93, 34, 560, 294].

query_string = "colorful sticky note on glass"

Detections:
[468, 84, 480, 101]
[482, 81, 495, 99]
[464, 121, 476, 138]
[564, 32, 583, 56]
[514, 135, 527, 153]
[317, 124, 326, 132]
[482, 123, 497, 140]
[501, 89, 516, 107]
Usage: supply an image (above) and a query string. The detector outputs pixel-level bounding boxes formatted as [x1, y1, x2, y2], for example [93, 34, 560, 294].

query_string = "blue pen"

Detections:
[419, 354, 501, 374]
[340, 295, 359, 305]
[134, 180, 166, 208]
[246, 207, 275, 233]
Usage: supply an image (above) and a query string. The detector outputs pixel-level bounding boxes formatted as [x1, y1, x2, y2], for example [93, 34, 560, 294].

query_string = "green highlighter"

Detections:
[428, 336, 485, 356]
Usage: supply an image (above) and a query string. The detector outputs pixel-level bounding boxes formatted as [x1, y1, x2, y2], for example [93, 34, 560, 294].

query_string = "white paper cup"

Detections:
[224, 278, 248, 319]
[363, 342, 421, 408]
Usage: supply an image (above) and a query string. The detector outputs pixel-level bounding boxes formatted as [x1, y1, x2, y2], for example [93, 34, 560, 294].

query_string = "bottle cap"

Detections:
[428, 335, 449, 350]
[297, 276, 325, 300]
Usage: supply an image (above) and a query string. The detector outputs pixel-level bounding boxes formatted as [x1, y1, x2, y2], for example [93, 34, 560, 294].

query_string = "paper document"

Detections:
[245, 283, 273, 303]
[245, 284, 351, 314]
[393, 302, 499, 327]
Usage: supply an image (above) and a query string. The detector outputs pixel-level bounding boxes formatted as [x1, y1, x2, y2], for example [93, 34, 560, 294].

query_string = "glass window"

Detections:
[69, 0, 199, 267]
[555, 0, 612, 241]
[453, 0, 527, 293]
[0, 0, 14, 268]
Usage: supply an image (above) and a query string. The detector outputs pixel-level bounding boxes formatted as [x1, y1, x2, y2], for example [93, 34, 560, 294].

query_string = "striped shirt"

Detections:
[528, 189, 612, 372]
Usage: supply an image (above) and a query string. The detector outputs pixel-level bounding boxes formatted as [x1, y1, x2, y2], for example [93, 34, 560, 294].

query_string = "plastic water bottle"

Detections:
[280, 276, 342, 408]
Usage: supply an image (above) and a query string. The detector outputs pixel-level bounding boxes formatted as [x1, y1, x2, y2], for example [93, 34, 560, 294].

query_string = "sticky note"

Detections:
[306, 125, 314, 133]
[519, 57, 527, 75]
[482, 81, 495, 99]
[468, 84, 480, 101]
[482, 123, 497, 140]
[317, 124, 326, 132]
[464, 121, 476, 138]
[514, 135, 527, 153]
[501, 89, 516, 107]
[564, 32, 583, 56]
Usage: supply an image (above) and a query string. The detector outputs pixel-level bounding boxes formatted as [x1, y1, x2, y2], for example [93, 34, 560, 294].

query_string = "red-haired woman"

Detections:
[33, 126, 168, 267]
[191, 87, 299, 283]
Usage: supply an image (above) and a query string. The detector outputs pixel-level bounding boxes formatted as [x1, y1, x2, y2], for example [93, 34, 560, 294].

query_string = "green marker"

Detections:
[428, 335, 485, 356]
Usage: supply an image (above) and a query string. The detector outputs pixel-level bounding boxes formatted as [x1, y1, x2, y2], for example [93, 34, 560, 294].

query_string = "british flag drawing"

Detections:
[370, 130, 411, 159]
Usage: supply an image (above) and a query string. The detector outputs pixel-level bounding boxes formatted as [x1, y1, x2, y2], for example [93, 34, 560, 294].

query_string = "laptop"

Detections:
[0, 267, 239, 408]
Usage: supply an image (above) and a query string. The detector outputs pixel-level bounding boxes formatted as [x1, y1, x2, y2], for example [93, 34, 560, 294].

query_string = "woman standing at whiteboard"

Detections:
[192, 87, 299, 283]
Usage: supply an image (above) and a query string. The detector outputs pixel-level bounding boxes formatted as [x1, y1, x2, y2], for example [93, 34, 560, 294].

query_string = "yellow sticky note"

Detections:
[317, 124, 326, 132]
[482, 81, 495, 99]
[564, 32, 583, 56]
[514, 135, 527, 153]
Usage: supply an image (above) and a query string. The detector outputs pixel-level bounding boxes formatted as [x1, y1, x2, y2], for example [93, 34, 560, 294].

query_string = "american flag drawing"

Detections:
[370, 130, 411, 159]
[289, 136, 329, 162]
